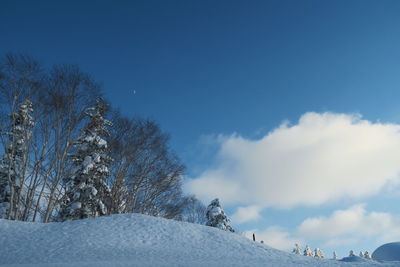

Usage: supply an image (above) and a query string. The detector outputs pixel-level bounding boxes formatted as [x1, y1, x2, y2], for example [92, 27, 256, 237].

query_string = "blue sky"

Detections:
[2, 0, 400, 257]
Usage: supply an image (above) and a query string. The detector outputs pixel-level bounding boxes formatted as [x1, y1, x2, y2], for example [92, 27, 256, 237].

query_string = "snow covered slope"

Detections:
[0, 214, 398, 266]
[372, 242, 400, 262]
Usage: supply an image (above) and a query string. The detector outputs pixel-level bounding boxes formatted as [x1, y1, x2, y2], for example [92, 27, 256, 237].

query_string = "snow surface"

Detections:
[340, 256, 373, 263]
[372, 242, 400, 262]
[1, 214, 399, 267]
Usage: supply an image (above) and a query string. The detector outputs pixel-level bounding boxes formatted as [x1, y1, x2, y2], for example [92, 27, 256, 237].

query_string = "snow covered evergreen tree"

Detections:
[364, 251, 371, 259]
[0, 100, 34, 219]
[359, 251, 364, 257]
[206, 198, 234, 232]
[319, 248, 324, 258]
[314, 248, 324, 258]
[57, 99, 112, 221]
[333, 251, 338, 260]
[303, 245, 313, 257]
[292, 243, 301, 255]
[349, 250, 356, 257]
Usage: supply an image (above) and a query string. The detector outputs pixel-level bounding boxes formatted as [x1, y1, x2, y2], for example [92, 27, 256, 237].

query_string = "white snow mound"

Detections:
[0, 214, 398, 267]
[372, 242, 400, 262]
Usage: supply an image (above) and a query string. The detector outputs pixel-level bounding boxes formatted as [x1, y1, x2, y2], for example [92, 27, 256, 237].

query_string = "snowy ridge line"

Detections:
[1, 214, 399, 266]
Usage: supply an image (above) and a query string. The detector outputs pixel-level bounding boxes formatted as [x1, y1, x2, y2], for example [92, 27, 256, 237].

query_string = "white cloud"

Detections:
[298, 204, 367, 239]
[323, 237, 358, 247]
[231, 205, 262, 224]
[297, 204, 400, 245]
[185, 112, 400, 208]
[243, 227, 302, 251]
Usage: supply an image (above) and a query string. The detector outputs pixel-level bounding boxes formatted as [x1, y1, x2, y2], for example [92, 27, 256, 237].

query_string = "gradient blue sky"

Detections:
[2, 0, 400, 257]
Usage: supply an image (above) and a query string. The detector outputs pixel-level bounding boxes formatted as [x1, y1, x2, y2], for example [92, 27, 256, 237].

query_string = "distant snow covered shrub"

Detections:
[314, 248, 324, 259]
[303, 245, 314, 257]
[292, 243, 301, 255]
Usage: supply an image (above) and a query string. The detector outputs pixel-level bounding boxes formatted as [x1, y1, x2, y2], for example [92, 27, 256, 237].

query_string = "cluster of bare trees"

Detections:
[0, 53, 205, 223]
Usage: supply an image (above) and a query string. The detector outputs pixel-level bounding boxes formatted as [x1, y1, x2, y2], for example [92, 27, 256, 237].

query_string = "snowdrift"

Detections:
[0, 214, 398, 266]
[340, 256, 371, 263]
[372, 242, 400, 262]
